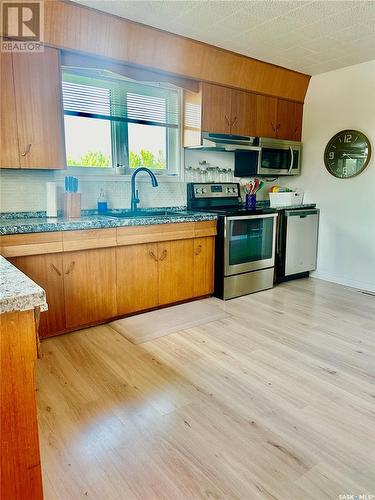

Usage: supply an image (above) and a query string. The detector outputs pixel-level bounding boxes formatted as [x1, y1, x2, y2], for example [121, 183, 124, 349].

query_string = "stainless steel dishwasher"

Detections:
[276, 208, 320, 281]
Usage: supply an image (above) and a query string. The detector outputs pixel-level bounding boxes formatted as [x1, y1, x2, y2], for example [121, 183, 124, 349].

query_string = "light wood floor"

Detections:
[36, 278, 375, 500]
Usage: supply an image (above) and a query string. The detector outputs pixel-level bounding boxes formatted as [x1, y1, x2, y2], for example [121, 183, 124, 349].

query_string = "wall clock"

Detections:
[324, 129, 372, 178]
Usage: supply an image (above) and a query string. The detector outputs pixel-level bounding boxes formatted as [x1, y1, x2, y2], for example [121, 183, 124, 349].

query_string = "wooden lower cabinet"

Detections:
[9, 253, 66, 338]
[193, 237, 215, 297]
[63, 248, 117, 329]
[117, 243, 159, 315]
[5, 225, 216, 336]
[158, 239, 194, 305]
[117, 237, 214, 315]
[0, 309, 43, 499]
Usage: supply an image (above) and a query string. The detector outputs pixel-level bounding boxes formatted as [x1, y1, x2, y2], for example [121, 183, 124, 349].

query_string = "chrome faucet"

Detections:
[130, 167, 158, 212]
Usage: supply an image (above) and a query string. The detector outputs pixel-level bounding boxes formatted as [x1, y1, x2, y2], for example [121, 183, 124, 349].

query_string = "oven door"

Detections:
[258, 145, 301, 175]
[224, 214, 277, 276]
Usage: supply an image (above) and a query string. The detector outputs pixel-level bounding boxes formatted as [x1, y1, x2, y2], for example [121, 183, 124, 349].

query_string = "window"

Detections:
[62, 69, 180, 172]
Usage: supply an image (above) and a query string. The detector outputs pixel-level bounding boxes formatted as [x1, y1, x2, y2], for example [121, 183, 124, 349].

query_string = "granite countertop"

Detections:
[0, 208, 218, 235]
[0, 256, 47, 314]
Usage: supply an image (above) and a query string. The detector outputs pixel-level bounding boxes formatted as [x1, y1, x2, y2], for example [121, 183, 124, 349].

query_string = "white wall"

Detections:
[291, 60, 375, 292]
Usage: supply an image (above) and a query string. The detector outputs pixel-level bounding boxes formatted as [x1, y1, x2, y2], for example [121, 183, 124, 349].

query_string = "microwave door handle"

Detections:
[257, 149, 262, 172]
[288, 147, 294, 173]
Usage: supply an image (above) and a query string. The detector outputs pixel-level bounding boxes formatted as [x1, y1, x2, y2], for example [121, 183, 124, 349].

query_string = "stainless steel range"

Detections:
[187, 182, 278, 299]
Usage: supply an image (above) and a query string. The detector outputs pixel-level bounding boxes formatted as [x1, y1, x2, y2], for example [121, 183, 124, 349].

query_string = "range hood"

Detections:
[186, 132, 259, 151]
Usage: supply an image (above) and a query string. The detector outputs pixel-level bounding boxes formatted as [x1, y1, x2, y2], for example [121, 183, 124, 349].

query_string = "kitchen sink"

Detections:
[104, 210, 180, 218]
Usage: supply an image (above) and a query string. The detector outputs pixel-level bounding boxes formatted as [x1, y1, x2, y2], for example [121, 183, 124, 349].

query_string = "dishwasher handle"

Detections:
[285, 209, 319, 218]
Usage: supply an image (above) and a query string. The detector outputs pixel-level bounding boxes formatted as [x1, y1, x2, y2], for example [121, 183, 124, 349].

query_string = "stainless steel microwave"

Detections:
[234, 138, 302, 176]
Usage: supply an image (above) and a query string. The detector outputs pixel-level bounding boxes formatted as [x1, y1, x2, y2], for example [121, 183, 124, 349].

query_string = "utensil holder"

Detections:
[245, 193, 256, 210]
[63, 192, 81, 219]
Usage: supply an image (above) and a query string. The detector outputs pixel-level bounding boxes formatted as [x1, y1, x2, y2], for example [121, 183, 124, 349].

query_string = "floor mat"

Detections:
[109, 299, 229, 344]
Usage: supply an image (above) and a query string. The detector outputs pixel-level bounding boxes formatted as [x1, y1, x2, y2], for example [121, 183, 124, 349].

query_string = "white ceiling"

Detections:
[74, 0, 375, 75]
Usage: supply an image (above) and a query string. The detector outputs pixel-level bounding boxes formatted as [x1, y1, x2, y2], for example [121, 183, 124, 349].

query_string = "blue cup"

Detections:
[245, 193, 256, 210]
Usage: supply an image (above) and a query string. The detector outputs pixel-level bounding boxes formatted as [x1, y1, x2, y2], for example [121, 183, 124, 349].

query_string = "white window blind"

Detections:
[62, 69, 181, 172]
[62, 72, 179, 129]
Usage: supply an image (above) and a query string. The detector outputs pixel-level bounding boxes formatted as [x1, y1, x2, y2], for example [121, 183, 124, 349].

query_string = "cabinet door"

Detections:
[193, 237, 215, 297]
[63, 248, 117, 329]
[158, 239, 194, 305]
[9, 254, 66, 337]
[230, 90, 257, 136]
[255, 94, 278, 138]
[12, 47, 66, 169]
[116, 244, 159, 315]
[293, 102, 303, 141]
[0, 52, 20, 168]
[276, 99, 303, 141]
[201, 83, 232, 134]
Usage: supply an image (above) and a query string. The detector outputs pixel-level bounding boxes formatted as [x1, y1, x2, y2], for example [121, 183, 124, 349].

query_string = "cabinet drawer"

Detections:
[0, 232, 63, 257]
[117, 223, 195, 246]
[62, 228, 117, 251]
[194, 220, 217, 237]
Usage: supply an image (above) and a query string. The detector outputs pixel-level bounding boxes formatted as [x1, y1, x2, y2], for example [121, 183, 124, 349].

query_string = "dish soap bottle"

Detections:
[97, 189, 108, 214]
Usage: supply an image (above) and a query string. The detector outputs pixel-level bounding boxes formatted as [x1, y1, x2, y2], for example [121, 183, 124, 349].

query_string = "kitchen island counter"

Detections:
[0, 255, 47, 314]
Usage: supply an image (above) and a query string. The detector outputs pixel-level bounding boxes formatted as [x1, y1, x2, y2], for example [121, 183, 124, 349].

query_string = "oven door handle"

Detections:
[288, 147, 294, 173]
[225, 214, 278, 222]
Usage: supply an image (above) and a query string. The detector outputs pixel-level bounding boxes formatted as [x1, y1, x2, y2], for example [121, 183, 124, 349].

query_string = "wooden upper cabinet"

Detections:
[294, 102, 303, 141]
[9, 253, 66, 338]
[230, 90, 257, 137]
[116, 243, 159, 315]
[63, 248, 117, 329]
[276, 99, 303, 141]
[254, 94, 278, 138]
[0, 52, 20, 168]
[7, 47, 66, 169]
[191, 83, 304, 142]
[201, 83, 232, 134]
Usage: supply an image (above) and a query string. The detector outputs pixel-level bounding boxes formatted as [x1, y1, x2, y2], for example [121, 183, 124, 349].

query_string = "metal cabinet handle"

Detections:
[288, 147, 294, 173]
[148, 251, 158, 262]
[21, 143, 32, 156]
[159, 249, 167, 261]
[231, 116, 238, 128]
[50, 263, 62, 276]
[195, 245, 202, 256]
[65, 261, 75, 275]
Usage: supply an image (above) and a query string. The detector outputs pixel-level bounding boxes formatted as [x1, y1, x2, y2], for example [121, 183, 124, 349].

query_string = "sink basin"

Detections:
[104, 210, 179, 219]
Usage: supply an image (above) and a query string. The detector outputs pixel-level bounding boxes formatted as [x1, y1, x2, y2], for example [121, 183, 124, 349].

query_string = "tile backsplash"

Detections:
[0, 150, 284, 213]
[0, 169, 187, 212]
